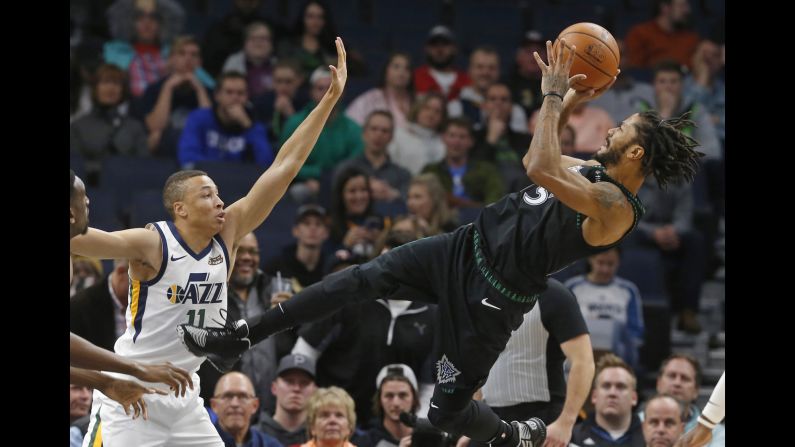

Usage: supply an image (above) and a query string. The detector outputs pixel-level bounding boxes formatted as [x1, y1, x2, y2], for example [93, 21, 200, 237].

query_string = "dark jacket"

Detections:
[70, 275, 118, 352]
[570, 413, 646, 447]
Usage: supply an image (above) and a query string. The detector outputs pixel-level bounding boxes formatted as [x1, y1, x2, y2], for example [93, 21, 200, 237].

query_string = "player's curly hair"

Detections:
[633, 110, 703, 189]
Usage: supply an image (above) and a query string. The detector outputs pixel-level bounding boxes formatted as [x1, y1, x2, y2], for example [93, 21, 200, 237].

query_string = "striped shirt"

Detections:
[481, 280, 587, 406]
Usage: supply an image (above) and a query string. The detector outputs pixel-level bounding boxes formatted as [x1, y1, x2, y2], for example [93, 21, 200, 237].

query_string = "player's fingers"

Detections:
[569, 74, 587, 86]
[141, 399, 149, 420]
[545, 40, 554, 64]
[557, 38, 567, 66]
[562, 44, 576, 73]
[532, 52, 548, 73]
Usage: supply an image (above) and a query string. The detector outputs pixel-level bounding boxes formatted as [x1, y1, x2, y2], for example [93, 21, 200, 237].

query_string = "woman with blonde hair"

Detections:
[407, 174, 458, 235]
[387, 92, 447, 175]
[302, 386, 358, 447]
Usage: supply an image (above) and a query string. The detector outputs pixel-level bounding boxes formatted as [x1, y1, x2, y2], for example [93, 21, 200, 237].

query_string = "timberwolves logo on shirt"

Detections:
[166, 272, 225, 304]
[436, 354, 462, 384]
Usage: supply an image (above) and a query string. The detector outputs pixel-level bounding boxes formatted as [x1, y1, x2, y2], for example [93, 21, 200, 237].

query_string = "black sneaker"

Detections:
[512, 418, 546, 447]
[177, 319, 251, 372]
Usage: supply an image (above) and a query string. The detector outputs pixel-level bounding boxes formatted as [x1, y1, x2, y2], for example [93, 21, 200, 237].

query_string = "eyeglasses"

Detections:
[214, 392, 255, 403]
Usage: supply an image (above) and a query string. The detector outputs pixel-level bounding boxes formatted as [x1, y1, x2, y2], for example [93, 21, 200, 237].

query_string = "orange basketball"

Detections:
[552, 22, 619, 91]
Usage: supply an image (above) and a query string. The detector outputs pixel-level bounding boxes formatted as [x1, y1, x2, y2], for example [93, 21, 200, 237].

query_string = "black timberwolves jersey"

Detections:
[473, 165, 645, 296]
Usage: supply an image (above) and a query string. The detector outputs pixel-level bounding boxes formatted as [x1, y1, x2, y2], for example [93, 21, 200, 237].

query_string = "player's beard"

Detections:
[593, 143, 625, 167]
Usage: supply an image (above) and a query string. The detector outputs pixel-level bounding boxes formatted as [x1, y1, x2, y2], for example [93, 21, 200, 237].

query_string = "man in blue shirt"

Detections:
[179, 71, 274, 168]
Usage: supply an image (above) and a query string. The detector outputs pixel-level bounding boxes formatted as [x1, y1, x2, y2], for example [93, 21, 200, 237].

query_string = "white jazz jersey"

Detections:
[114, 221, 230, 373]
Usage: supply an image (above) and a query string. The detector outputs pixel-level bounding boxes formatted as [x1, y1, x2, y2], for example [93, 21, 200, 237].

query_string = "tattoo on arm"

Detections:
[594, 184, 627, 211]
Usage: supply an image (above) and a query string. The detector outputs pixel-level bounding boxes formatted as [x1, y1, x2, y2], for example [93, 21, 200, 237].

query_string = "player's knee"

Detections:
[428, 405, 462, 433]
[321, 265, 363, 294]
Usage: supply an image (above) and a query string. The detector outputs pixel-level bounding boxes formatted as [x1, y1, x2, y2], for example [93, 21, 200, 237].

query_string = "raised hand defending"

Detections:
[327, 37, 348, 99]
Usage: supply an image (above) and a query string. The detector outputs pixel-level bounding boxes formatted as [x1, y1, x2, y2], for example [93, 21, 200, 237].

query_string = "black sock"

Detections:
[489, 421, 516, 447]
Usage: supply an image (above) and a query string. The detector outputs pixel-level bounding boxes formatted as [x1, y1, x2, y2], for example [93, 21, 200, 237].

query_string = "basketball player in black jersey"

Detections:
[179, 40, 703, 447]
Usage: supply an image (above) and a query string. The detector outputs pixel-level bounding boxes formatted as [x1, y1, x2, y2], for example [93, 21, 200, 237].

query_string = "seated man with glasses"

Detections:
[211, 371, 285, 447]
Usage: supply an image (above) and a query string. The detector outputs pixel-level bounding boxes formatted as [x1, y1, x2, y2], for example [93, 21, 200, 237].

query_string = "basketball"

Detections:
[552, 22, 619, 91]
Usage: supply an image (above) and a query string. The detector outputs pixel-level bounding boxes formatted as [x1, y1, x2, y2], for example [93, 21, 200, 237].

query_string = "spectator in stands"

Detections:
[565, 247, 645, 368]
[337, 111, 412, 203]
[139, 35, 213, 157]
[472, 83, 532, 191]
[103, 3, 169, 97]
[422, 118, 504, 208]
[413, 25, 470, 101]
[559, 124, 577, 156]
[70, 256, 103, 297]
[302, 387, 358, 447]
[362, 365, 421, 445]
[329, 166, 387, 258]
[639, 61, 721, 160]
[628, 175, 704, 334]
[590, 39, 655, 124]
[252, 60, 309, 145]
[264, 205, 332, 290]
[346, 52, 414, 130]
[378, 217, 430, 249]
[70, 63, 148, 185]
[449, 46, 527, 133]
[284, 67, 363, 203]
[387, 92, 447, 175]
[70, 382, 93, 446]
[203, 0, 287, 78]
[277, 0, 337, 77]
[528, 102, 615, 155]
[406, 173, 459, 235]
[350, 228, 437, 424]
[222, 21, 278, 98]
[684, 39, 724, 145]
[259, 354, 318, 446]
[70, 384, 92, 424]
[643, 355, 724, 446]
[70, 259, 130, 352]
[642, 395, 686, 447]
[571, 354, 645, 447]
[625, 0, 701, 69]
[178, 71, 274, 168]
[211, 372, 284, 447]
[507, 30, 545, 116]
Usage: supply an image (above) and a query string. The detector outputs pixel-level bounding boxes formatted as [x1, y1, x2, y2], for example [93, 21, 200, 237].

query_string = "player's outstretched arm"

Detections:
[70, 333, 194, 397]
[70, 227, 161, 263]
[70, 367, 168, 420]
[222, 37, 348, 244]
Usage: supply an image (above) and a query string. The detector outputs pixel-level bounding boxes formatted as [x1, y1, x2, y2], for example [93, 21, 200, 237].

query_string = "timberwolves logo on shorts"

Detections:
[166, 272, 225, 304]
[436, 354, 462, 384]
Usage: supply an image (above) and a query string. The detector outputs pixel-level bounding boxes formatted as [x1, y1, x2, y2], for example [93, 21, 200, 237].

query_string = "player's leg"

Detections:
[245, 230, 457, 344]
[82, 390, 173, 447]
[178, 230, 460, 360]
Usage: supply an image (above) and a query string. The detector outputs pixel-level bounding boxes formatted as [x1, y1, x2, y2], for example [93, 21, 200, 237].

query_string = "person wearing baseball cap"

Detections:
[414, 25, 471, 101]
[363, 364, 421, 447]
[258, 354, 318, 446]
[263, 204, 331, 288]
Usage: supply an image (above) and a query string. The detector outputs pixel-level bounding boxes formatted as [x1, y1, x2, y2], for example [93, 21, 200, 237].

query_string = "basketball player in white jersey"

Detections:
[70, 37, 348, 447]
[70, 170, 195, 420]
